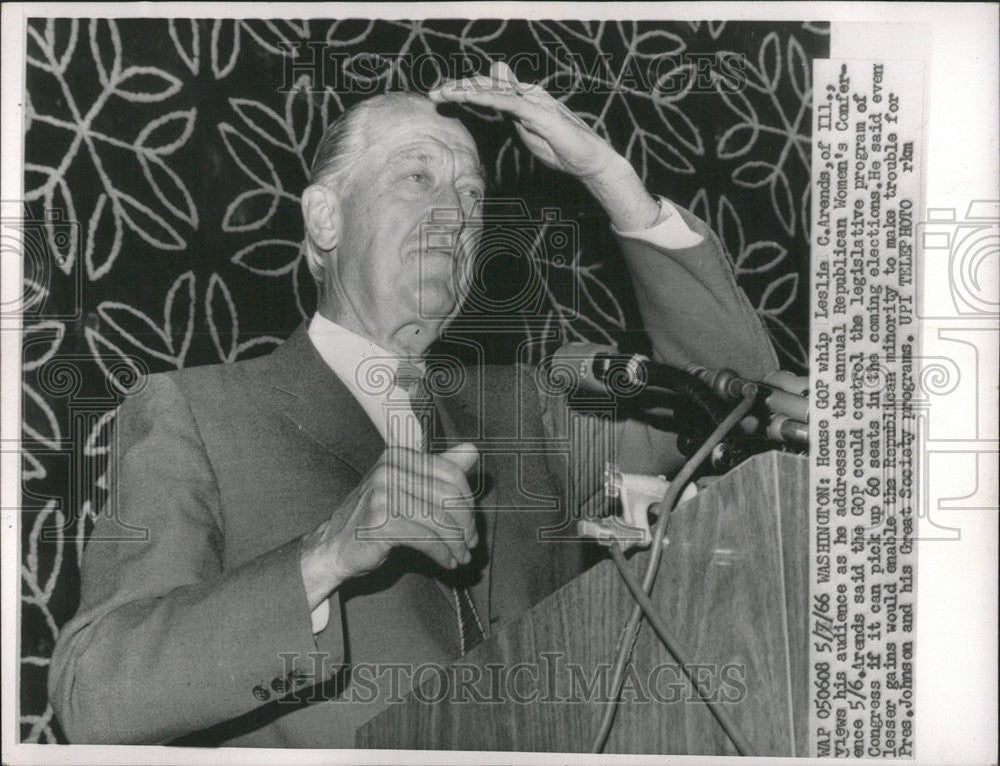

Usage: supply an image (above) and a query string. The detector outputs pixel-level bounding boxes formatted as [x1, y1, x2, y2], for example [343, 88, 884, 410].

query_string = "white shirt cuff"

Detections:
[611, 197, 704, 249]
[310, 599, 330, 634]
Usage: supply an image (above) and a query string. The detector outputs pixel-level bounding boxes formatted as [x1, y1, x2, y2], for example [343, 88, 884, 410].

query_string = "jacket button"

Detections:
[252, 685, 270, 701]
[271, 677, 289, 694]
[289, 670, 309, 687]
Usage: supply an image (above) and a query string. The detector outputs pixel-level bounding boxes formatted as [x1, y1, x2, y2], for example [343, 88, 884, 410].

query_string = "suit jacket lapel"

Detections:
[266, 323, 385, 479]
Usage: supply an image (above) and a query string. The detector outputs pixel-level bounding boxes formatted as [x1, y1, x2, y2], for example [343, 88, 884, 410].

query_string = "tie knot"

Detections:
[394, 361, 425, 395]
[395, 360, 436, 451]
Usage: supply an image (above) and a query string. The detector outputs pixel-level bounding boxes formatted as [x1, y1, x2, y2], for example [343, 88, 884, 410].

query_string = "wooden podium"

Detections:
[356, 451, 809, 755]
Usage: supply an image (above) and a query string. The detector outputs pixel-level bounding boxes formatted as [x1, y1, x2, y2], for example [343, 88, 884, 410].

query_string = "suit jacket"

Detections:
[48, 206, 779, 747]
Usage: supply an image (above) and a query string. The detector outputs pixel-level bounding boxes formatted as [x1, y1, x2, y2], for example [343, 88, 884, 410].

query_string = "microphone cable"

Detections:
[590, 386, 758, 756]
[607, 546, 755, 756]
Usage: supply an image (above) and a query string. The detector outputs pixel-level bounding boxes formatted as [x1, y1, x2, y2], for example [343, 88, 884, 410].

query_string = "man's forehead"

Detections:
[365, 102, 481, 162]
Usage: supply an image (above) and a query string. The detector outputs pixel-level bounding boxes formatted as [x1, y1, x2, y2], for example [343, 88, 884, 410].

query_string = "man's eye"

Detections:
[406, 172, 429, 184]
[461, 187, 484, 200]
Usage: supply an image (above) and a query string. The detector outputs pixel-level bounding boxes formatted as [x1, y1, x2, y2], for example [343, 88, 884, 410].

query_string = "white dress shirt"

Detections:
[302, 196, 700, 633]
[307, 314, 426, 449]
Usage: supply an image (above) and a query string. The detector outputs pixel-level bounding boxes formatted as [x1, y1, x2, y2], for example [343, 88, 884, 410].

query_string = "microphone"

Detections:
[767, 414, 809, 445]
[548, 342, 650, 396]
[547, 341, 810, 447]
[549, 341, 758, 398]
[685, 365, 810, 423]
[549, 341, 727, 397]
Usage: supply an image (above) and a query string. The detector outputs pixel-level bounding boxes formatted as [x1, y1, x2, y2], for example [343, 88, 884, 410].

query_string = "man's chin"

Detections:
[410, 283, 458, 320]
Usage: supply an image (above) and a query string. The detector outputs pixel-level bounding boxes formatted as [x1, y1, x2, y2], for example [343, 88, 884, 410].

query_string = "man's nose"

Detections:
[423, 188, 474, 254]
[435, 184, 473, 222]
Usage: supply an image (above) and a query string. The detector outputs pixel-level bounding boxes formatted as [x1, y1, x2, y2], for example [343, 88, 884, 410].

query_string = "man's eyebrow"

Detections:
[388, 146, 486, 184]
[462, 164, 488, 184]
[391, 147, 435, 163]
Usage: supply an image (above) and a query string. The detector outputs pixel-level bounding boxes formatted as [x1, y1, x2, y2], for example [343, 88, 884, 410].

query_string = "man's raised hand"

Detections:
[429, 61, 620, 180]
[429, 61, 661, 232]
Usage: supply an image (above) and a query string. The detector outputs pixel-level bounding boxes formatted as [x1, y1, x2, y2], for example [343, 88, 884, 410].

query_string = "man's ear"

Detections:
[302, 184, 341, 253]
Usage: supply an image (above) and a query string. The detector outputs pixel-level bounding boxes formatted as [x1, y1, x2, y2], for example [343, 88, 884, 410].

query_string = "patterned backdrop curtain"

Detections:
[19, 18, 828, 742]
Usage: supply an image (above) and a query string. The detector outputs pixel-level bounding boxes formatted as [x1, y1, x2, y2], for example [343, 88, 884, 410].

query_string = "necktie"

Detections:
[396, 362, 486, 654]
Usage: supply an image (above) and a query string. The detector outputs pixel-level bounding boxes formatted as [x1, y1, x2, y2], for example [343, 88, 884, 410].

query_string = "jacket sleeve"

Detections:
[541, 202, 780, 484]
[618, 202, 779, 379]
[612, 203, 780, 477]
[47, 373, 343, 744]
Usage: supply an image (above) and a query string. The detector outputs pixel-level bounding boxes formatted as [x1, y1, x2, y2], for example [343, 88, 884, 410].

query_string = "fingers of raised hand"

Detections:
[429, 68, 552, 121]
[430, 75, 528, 114]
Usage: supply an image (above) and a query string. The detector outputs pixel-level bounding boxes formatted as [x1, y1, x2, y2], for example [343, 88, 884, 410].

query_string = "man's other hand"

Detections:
[299, 444, 479, 609]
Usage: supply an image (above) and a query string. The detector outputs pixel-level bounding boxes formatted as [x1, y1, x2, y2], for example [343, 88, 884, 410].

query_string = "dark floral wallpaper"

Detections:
[19, 17, 827, 741]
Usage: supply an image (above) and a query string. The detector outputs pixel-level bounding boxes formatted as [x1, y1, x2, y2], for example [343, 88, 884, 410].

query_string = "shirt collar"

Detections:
[307, 312, 404, 385]
[307, 313, 429, 445]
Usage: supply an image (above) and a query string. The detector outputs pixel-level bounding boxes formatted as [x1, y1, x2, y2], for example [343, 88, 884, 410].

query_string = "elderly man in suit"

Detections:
[49, 62, 778, 747]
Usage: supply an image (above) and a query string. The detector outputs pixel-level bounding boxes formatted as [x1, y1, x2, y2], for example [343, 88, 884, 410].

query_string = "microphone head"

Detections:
[547, 342, 647, 396]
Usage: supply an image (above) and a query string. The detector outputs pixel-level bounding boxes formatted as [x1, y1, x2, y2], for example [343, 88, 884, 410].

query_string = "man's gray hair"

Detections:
[304, 92, 435, 283]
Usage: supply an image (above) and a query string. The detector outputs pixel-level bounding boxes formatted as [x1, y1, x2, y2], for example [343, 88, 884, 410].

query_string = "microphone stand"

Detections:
[640, 364, 807, 475]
